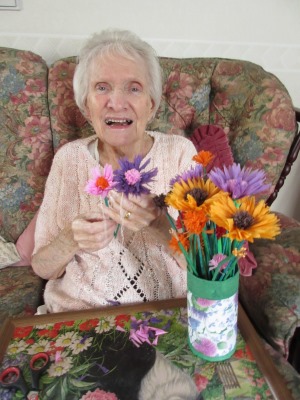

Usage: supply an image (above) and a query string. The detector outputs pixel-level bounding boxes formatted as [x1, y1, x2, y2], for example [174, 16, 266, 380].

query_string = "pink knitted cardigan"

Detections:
[34, 131, 197, 312]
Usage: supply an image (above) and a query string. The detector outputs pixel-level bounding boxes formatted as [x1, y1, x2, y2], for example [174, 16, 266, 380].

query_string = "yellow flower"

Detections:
[165, 177, 222, 212]
[209, 196, 281, 242]
[192, 150, 215, 167]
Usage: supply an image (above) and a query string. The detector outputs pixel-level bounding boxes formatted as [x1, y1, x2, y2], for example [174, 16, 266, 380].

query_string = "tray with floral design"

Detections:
[0, 298, 293, 400]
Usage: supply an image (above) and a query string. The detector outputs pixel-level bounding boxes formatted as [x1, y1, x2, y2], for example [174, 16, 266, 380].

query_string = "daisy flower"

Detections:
[208, 163, 270, 199]
[85, 164, 114, 198]
[95, 316, 115, 334]
[47, 355, 73, 377]
[209, 195, 281, 242]
[27, 339, 52, 355]
[55, 331, 78, 348]
[69, 336, 93, 354]
[7, 340, 29, 355]
[113, 155, 158, 196]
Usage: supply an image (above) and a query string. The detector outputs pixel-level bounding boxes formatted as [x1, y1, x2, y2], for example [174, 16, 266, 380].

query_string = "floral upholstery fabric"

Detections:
[48, 57, 94, 152]
[239, 213, 300, 360]
[0, 266, 44, 318]
[0, 48, 53, 243]
[48, 57, 296, 201]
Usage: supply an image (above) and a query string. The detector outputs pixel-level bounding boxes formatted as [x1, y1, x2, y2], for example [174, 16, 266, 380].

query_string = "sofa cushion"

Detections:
[0, 265, 44, 317]
[48, 57, 93, 152]
[0, 48, 53, 242]
[208, 59, 296, 200]
[239, 212, 300, 359]
[149, 58, 213, 136]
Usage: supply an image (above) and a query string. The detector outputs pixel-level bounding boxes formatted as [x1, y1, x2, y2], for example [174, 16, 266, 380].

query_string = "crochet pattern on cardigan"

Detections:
[34, 131, 197, 312]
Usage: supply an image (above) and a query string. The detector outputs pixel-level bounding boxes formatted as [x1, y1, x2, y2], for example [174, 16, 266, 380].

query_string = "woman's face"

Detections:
[84, 53, 155, 153]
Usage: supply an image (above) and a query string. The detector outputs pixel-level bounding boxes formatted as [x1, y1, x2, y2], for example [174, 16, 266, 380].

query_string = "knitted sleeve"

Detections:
[33, 147, 66, 255]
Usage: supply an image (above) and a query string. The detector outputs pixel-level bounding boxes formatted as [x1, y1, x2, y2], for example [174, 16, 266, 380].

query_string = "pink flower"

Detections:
[238, 242, 257, 276]
[208, 254, 229, 272]
[85, 164, 114, 198]
[80, 388, 118, 400]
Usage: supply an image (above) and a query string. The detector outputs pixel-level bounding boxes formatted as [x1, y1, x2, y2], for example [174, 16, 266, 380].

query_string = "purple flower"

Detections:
[208, 163, 270, 199]
[194, 337, 217, 357]
[169, 164, 204, 187]
[113, 155, 158, 196]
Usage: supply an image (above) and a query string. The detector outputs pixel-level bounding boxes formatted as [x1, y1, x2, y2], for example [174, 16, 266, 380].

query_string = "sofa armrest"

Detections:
[266, 107, 300, 206]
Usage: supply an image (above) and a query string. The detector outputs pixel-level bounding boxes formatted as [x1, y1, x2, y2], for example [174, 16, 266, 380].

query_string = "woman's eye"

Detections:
[96, 84, 108, 92]
[129, 84, 142, 94]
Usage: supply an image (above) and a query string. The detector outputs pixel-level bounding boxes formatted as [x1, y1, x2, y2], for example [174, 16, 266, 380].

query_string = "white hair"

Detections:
[73, 28, 162, 118]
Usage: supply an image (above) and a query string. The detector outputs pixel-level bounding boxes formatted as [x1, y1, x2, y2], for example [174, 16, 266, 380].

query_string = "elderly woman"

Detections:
[32, 29, 197, 313]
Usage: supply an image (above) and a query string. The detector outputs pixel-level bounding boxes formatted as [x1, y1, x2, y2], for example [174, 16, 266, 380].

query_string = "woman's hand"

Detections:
[32, 212, 117, 280]
[72, 212, 117, 252]
[102, 192, 161, 232]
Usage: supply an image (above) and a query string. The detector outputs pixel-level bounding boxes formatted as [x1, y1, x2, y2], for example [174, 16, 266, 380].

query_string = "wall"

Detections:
[0, 0, 299, 220]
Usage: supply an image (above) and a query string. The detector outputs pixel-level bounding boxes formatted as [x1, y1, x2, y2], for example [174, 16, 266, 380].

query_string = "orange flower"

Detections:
[182, 209, 208, 234]
[169, 232, 190, 253]
[192, 150, 215, 167]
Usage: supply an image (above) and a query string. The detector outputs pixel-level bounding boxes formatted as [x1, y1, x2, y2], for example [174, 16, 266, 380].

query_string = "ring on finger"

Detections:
[124, 211, 131, 220]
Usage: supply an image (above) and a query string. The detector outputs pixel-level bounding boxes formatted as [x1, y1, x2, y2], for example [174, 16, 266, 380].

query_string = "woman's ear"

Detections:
[83, 102, 91, 120]
[148, 99, 156, 122]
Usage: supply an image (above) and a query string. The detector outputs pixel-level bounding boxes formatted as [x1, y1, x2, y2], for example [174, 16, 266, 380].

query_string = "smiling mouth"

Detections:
[105, 118, 133, 126]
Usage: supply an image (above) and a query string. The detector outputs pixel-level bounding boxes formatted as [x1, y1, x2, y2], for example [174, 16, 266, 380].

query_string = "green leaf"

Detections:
[217, 341, 227, 349]
[69, 363, 90, 375]
[69, 378, 97, 389]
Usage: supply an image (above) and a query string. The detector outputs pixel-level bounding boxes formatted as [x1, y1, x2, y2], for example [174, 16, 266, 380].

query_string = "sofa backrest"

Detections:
[48, 56, 296, 200]
[0, 48, 53, 242]
[0, 48, 297, 242]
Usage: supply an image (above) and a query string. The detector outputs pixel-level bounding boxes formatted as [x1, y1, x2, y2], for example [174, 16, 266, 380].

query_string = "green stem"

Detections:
[104, 197, 120, 238]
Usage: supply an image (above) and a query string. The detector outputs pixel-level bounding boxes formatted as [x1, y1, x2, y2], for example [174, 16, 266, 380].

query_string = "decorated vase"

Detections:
[187, 270, 239, 361]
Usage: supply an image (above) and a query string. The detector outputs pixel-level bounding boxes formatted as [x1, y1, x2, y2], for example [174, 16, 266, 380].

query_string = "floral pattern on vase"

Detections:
[187, 290, 238, 361]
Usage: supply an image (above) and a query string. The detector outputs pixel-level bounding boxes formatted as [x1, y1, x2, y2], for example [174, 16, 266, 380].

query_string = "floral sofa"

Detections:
[0, 47, 300, 396]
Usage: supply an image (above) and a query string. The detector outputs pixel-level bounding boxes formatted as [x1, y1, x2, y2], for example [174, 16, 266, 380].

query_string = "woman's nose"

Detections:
[107, 89, 128, 110]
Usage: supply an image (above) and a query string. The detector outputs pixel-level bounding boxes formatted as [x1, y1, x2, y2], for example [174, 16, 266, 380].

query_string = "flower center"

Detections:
[125, 169, 141, 185]
[95, 176, 109, 190]
[233, 210, 254, 229]
[185, 188, 208, 206]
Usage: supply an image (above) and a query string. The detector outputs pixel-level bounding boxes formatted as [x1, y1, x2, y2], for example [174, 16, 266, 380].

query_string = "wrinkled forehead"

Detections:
[88, 51, 150, 85]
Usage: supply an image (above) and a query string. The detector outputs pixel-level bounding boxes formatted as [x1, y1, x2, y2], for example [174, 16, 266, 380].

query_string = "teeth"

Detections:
[105, 119, 132, 125]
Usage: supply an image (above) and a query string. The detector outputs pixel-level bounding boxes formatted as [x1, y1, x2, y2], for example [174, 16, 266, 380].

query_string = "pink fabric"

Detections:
[11, 212, 38, 266]
[190, 125, 234, 171]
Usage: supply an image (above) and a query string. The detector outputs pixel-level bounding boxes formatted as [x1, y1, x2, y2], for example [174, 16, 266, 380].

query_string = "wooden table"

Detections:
[0, 298, 294, 400]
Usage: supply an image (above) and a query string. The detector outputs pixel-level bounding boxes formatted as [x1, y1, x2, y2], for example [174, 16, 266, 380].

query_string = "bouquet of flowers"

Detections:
[158, 151, 281, 282]
[85, 155, 158, 236]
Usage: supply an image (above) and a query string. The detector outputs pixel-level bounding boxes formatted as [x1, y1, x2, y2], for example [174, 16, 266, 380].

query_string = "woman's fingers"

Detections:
[71, 213, 117, 251]
[104, 192, 161, 231]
